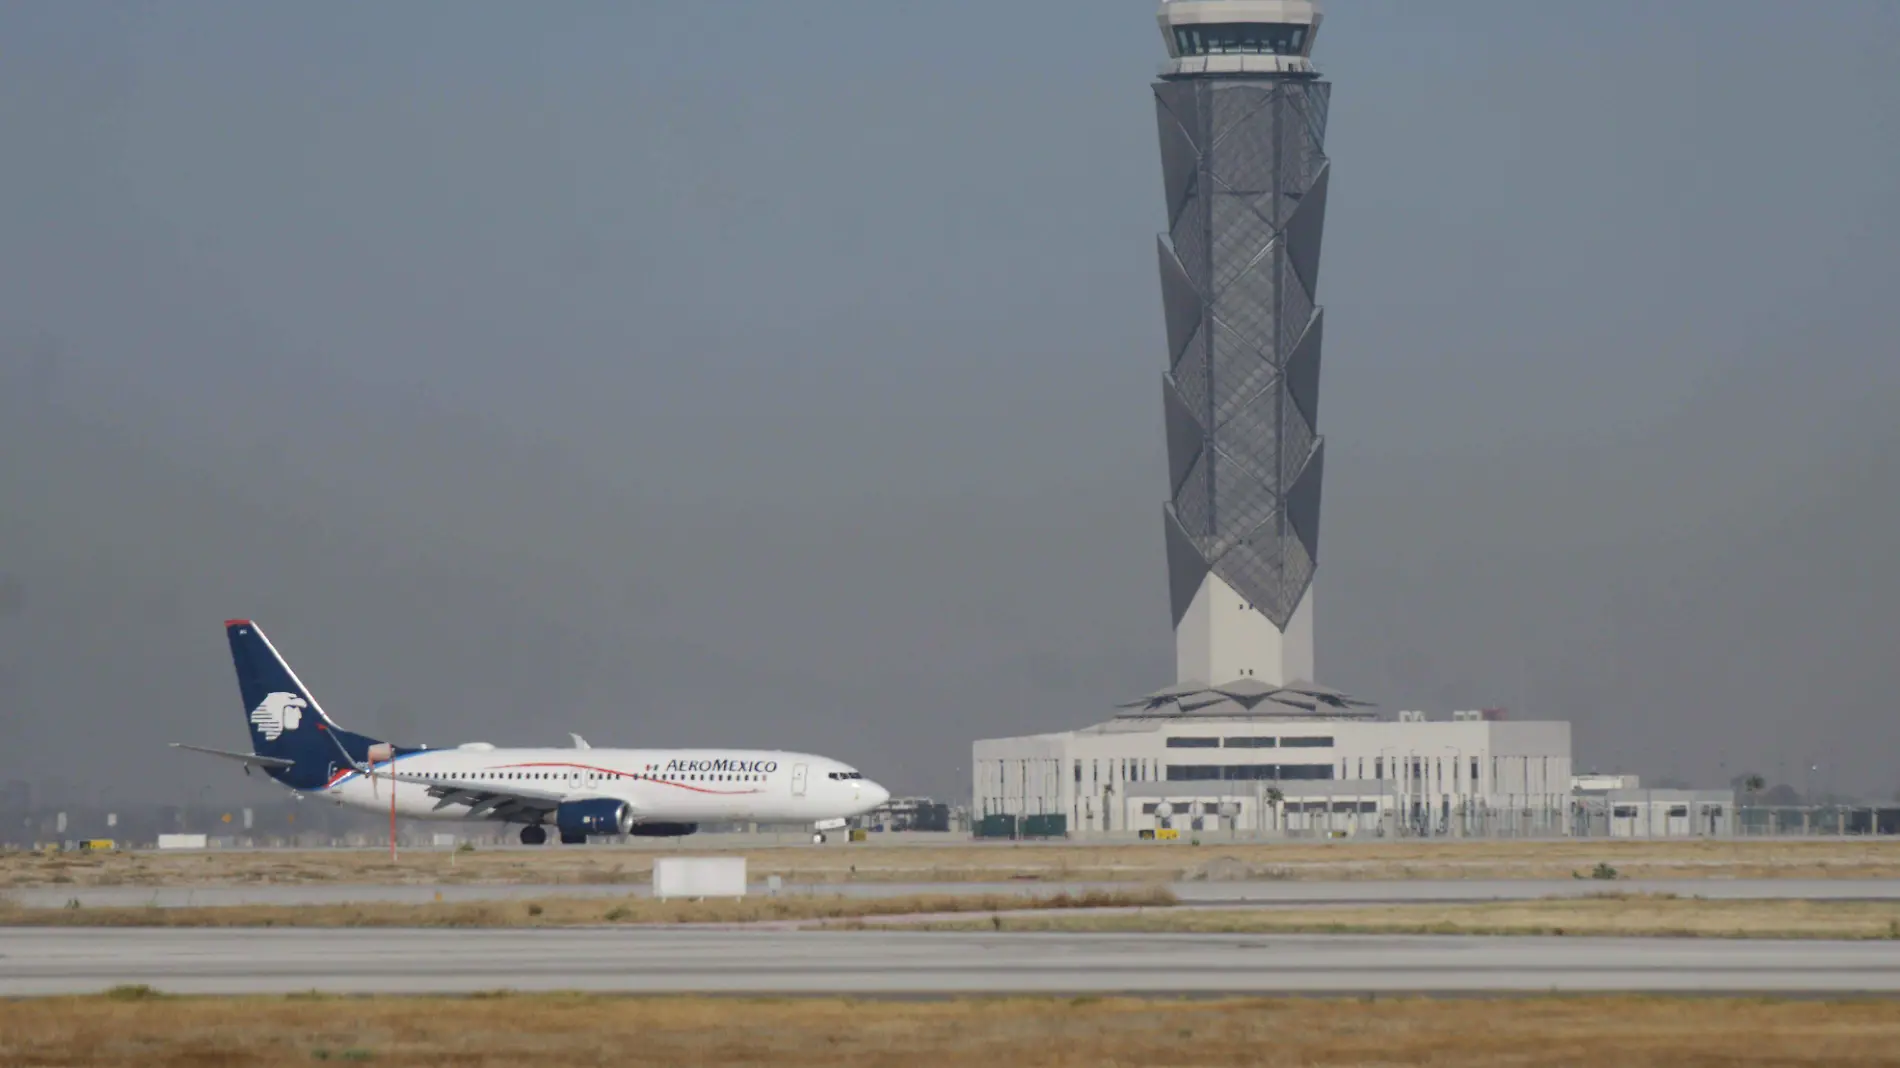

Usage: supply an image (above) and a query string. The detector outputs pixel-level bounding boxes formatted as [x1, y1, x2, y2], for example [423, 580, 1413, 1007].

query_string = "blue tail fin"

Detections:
[226, 619, 391, 791]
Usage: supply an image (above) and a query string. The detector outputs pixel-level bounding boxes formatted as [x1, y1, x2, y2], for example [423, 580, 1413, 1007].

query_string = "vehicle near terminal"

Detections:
[174, 620, 889, 845]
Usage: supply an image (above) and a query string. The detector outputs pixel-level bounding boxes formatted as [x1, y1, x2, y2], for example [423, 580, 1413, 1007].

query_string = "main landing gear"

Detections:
[520, 825, 547, 846]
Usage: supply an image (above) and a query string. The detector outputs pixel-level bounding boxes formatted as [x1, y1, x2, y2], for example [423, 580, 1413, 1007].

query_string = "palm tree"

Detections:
[1265, 787, 1285, 833]
[1741, 774, 1766, 835]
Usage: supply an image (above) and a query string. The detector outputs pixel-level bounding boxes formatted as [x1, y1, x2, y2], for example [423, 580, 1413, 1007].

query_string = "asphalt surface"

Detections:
[5, 927, 1900, 996]
[10, 878, 1900, 909]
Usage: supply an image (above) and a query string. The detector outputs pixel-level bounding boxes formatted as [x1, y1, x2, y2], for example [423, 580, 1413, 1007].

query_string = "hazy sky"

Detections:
[2, 1, 1897, 805]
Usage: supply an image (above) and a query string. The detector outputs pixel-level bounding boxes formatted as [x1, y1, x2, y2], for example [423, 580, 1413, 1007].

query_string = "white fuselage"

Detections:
[320, 746, 888, 826]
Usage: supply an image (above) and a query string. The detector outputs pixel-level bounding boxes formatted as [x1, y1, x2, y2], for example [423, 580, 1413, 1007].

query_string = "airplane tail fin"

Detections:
[226, 620, 388, 790]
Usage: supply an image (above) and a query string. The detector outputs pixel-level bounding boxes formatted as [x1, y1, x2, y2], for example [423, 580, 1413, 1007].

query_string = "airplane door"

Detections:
[791, 764, 808, 797]
[567, 766, 583, 793]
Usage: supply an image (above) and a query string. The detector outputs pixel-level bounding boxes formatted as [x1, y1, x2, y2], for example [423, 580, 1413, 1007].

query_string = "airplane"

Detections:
[173, 619, 891, 845]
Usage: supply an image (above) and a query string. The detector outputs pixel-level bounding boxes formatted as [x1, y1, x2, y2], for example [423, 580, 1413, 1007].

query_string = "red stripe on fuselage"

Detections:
[482, 761, 764, 796]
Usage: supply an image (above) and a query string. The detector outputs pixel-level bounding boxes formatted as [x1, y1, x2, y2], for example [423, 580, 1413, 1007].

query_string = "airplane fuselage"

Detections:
[323, 746, 880, 826]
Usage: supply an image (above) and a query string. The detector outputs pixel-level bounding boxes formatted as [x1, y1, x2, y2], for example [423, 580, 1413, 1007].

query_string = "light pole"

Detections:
[1377, 747, 1397, 838]
[1444, 745, 1463, 837]
[1406, 750, 1422, 836]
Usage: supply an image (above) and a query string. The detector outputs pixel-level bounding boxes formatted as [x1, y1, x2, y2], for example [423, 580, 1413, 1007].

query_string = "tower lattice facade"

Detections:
[1154, 2, 1331, 686]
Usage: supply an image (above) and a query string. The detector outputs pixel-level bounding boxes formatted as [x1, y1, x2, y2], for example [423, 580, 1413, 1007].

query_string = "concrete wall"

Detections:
[1599, 789, 1735, 838]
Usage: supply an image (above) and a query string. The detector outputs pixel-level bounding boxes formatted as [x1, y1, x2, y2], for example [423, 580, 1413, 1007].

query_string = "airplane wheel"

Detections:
[520, 825, 547, 846]
[812, 832, 826, 845]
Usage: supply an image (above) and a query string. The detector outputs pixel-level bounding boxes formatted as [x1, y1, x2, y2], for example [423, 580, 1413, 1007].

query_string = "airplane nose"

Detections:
[864, 781, 890, 808]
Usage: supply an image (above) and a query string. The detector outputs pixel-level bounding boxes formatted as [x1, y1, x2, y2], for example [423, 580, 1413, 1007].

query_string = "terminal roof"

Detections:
[1114, 679, 1377, 720]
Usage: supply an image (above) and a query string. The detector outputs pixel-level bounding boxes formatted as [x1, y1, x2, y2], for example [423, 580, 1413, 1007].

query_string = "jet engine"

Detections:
[553, 798, 633, 837]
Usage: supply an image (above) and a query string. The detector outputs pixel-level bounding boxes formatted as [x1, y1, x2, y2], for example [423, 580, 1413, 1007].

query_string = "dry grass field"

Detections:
[9, 888, 1900, 940]
[0, 887, 1173, 928]
[7, 837, 1900, 889]
[4, 992, 1900, 1067]
[873, 894, 1900, 940]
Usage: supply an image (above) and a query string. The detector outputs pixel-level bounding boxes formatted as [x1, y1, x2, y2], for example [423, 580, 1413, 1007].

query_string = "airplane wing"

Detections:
[376, 770, 568, 823]
[171, 743, 297, 770]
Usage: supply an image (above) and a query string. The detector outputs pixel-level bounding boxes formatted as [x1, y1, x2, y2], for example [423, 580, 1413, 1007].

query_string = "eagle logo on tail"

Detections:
[249, 692, 308, 741]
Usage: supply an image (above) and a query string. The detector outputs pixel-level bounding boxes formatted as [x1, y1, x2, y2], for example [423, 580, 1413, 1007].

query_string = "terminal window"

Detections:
[1167, 765, 1224, 781]
[1277, 763, 1334, 780]
[1165, 764, 1335, 782]
[1221, 765, 1277, 781]
[1279, 736, 1333, 748]
[1166, 736, 1222, 748]
[1172, 23, 1308, 57]
[1224, 737, 1276, 748]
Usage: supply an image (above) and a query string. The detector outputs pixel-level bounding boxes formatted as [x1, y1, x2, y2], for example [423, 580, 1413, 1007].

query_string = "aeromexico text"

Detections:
[664, 758, 779, 774]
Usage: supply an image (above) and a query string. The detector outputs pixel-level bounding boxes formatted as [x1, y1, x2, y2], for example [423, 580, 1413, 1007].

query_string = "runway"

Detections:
[10, 877, 1900, 909]
[5, 927, 1900, 996]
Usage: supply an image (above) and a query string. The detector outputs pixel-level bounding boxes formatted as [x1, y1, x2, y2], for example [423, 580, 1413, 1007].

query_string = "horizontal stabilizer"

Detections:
[171, 743, 297, 770]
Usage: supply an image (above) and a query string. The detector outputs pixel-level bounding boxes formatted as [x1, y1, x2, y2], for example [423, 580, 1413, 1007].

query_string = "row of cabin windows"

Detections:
[437, 771, 765, 784]
[1167, 736, 1333, 749]
[1172, 23, 1309, 57]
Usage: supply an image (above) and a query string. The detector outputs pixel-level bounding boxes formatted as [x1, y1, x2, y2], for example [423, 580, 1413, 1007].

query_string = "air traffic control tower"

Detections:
[1153, 1, 1331, 688]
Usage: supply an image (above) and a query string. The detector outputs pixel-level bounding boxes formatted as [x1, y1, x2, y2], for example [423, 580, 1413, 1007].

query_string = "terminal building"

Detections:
[971, 0, 1574, 837]
[973, 686, 1571, 838]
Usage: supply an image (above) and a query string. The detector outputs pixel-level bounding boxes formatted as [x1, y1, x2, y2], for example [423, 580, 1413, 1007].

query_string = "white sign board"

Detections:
[157, 834, 209, 850]
[653, 856, 747, 899]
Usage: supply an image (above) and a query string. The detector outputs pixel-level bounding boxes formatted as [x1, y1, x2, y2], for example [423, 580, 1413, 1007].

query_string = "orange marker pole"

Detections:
[367, 742, 398, 863]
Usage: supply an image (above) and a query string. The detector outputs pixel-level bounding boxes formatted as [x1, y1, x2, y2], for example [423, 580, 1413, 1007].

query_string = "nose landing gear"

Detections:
[811, 832, 827, 845]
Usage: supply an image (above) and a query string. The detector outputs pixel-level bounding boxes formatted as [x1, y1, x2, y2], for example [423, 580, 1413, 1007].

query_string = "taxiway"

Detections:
[5, 927, 1899, 996]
